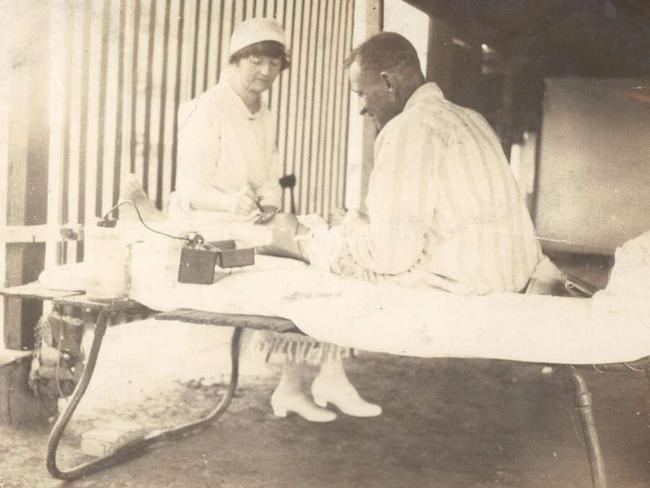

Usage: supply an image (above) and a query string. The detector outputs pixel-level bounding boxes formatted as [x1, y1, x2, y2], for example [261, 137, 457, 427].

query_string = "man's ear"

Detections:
[379, 71, 398, 93]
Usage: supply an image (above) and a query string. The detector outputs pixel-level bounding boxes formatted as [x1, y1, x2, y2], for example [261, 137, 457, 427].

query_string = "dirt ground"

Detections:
[1, 321, 650, 488]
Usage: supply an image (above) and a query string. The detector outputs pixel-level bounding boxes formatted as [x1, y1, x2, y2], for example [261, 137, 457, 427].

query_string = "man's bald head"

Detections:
[344, 32, 423, 78]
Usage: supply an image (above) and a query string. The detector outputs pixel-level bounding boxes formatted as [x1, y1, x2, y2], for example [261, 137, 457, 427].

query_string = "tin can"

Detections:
[84, 225, 131, 301]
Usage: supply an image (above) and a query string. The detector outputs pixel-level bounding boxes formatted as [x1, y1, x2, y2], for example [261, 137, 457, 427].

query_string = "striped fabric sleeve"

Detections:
[342, 117, 440, 275]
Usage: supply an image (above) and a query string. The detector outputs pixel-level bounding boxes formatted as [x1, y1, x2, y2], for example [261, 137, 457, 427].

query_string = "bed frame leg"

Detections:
[46, 317, 243, 480]
[563, 366, 607, 488]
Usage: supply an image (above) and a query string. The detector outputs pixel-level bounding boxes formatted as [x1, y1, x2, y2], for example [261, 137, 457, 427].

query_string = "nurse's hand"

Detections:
[260, 204, 278, 213]
[231, 187, 258, 215]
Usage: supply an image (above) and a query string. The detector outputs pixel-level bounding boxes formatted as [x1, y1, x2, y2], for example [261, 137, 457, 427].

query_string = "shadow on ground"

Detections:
[2, 351, 650, 488]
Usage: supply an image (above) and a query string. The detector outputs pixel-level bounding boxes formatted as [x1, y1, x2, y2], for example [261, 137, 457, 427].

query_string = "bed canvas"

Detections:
[39, 219, 650, 366]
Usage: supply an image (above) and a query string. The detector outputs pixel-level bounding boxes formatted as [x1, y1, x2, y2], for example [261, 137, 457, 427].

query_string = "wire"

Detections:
[103, 200, 612, 253]
[592, 364, 603, 373]
[483, 228, 614, 254]
[102, 200, 190, 242]
[623, 362, 646, 373]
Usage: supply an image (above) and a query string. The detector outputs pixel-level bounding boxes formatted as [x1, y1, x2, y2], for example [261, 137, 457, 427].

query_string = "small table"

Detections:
[0, 285, 298, 481]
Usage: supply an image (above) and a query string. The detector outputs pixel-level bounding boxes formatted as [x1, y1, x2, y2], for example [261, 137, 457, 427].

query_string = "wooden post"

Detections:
[3, 3, 50, 350]
[426, 16, 455, 97]
[358, 0, 383, 210]
[499, 70, 515, 159]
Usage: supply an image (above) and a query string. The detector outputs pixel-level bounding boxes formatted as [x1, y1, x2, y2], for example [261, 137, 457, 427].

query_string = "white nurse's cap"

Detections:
[228, 17, 287, 57]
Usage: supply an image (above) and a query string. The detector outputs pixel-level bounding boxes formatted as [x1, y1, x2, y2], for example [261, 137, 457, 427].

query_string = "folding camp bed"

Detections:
[2, 280, 647, 488]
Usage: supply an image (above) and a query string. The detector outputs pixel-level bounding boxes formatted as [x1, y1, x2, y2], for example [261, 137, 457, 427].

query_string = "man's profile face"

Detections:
[349, 60, 399, 131]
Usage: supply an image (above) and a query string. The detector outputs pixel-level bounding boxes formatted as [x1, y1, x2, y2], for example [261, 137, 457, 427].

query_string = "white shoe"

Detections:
[311, 377, 382, 417]
[270, 390, 337, 422]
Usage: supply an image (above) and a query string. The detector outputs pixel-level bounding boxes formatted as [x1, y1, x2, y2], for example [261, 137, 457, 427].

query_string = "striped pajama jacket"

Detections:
[336, 83, 541, 295]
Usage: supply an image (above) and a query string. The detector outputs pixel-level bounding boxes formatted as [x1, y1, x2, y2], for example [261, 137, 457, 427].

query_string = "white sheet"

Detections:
[129, 244, 650, 365]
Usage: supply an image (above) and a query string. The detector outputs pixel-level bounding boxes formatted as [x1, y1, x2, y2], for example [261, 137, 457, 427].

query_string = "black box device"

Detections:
[178, 239, 255, 284]
[178, 247, 218, 284]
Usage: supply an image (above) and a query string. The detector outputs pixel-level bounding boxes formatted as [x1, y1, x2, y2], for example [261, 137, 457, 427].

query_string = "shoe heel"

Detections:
[312, 394, 327, 408]
[272, 404, 288, 417]
[311, 383, 328, 408]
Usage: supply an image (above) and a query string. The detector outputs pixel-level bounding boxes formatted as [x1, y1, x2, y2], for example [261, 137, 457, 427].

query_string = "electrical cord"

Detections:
[101, 200, 192, 243]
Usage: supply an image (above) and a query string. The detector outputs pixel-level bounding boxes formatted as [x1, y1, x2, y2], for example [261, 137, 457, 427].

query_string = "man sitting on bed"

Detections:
[267, 32, 548, 294]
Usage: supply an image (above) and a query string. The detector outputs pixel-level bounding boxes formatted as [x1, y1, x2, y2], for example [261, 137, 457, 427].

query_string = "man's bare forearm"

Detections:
[256, 214, 311, 262]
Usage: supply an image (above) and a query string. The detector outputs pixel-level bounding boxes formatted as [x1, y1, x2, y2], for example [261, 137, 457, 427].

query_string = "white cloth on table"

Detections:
[332, 83, 540, 295]
[37, 218, 273, 292]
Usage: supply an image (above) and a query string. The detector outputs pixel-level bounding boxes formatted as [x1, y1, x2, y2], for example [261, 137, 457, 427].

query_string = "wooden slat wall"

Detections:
[40, 0, 355, 266]
[0, 76, 9, 339]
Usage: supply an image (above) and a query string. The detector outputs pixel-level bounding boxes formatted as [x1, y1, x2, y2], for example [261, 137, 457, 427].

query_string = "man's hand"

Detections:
[341, 208, 368, 233]
[328, 207, 347, 227]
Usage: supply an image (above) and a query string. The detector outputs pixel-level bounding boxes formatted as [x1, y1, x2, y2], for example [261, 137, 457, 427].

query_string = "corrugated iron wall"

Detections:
[46, 0, 355, 264]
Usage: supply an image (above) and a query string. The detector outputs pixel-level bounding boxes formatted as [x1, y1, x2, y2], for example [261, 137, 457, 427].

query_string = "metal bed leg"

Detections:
[46, 316, 243, 480]
[564, 366, 607, 488]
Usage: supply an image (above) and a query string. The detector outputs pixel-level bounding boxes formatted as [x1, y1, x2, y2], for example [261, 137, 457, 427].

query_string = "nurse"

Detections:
[175, 18, 381, 422]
